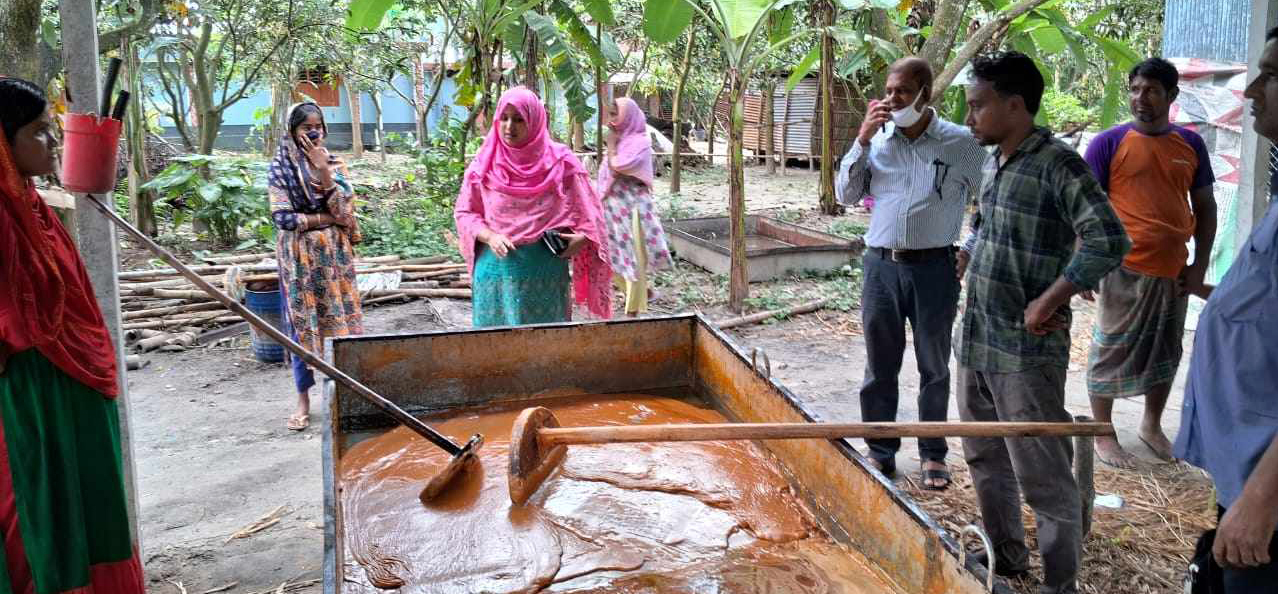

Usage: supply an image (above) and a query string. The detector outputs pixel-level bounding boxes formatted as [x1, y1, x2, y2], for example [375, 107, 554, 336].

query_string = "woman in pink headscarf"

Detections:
[455, 87, 612, 326]
[599, 97, 674, 316]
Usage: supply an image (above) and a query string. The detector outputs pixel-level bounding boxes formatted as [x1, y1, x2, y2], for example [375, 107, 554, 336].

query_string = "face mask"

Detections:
[890, 89, 928, 128]
[891, 102, 924, 128]
[306, 130, 322, 141]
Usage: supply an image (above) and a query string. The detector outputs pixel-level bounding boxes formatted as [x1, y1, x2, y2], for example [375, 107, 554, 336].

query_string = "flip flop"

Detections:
[286, 414, 310, 431]
[921, 468, 951, 491]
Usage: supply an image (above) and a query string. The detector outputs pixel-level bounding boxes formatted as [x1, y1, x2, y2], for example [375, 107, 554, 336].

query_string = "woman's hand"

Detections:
[481, 230, 516, 258]
[298, 134, 335, 185]
[559, 232, 589, 259]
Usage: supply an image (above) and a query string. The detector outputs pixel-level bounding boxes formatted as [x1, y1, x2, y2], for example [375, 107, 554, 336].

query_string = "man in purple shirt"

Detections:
[1173, 26, 1278, 592]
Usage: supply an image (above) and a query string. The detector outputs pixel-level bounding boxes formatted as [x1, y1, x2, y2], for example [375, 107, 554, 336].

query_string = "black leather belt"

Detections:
[868, 246, 955, 263]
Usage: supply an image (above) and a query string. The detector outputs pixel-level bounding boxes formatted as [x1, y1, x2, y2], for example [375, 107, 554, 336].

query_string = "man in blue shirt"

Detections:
[1173, 26, 1278, 591]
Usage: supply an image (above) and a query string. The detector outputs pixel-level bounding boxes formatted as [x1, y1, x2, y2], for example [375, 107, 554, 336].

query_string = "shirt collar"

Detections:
[993, 126, 1052, 162]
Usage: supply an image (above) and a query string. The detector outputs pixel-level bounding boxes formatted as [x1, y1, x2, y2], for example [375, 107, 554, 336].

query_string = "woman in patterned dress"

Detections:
[599, 97, 674, 316]
[455, 87, 613, 326]
[267, 102, 363, 431]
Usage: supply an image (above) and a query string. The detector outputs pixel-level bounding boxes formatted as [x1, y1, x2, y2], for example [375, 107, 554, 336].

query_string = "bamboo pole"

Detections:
[716, 298, 829, 329]
[366, 289, 472, 299]
[200, 252, 274, 265]
[121, 301, 226, 320]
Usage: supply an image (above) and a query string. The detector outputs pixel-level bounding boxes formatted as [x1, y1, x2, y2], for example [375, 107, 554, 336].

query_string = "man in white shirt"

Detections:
[835, 57, 987, 489]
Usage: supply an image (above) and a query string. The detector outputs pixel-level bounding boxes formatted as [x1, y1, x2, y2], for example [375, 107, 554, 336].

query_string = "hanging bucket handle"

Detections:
[957, 524, 996, 593]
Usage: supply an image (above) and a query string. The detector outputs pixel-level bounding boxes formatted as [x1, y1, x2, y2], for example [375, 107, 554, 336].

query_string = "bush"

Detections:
[142, 154, 273, 248]
[1042, 88, 1098, 131]
[355, 117, 479, 259]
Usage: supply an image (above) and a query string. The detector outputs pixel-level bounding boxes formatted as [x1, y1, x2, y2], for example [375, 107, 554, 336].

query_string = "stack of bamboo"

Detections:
[119, 252, 470, 352]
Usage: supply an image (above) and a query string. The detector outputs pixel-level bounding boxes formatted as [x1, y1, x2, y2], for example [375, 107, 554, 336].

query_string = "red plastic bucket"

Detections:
[60, 113, 122, 194]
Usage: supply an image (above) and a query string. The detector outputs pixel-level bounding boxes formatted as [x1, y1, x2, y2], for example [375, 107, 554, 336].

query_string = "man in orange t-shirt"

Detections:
[1083, 57, 1217, 469]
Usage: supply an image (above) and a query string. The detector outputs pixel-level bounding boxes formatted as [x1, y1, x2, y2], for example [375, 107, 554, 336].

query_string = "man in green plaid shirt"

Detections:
[955, 52, 1130, 594]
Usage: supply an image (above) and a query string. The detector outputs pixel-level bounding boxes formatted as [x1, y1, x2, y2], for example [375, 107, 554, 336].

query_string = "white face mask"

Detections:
[890, 89, 929, 128]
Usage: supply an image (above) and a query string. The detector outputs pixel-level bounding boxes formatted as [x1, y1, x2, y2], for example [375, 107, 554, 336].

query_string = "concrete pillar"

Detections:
[58, 0, 143, 556]
[1240, 0, 1278, 240]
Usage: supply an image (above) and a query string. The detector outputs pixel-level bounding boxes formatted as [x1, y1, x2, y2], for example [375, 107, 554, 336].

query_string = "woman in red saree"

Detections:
[0, 77, 144, 594]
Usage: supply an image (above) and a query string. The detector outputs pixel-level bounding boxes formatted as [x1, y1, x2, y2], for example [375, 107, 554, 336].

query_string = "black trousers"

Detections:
[858, 248, 960, 464]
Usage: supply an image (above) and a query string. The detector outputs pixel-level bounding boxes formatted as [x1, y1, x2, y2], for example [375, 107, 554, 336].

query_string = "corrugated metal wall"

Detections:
[1162, 0, 1250, 63]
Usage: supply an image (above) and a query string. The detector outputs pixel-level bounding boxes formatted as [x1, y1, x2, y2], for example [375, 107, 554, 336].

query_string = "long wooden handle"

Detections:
[84, 195, 464, 456]
[539, 421, 1114, 446]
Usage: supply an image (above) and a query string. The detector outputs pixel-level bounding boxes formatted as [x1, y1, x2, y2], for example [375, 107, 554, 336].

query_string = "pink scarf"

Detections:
[598, 97, 653, 194]
[454, 87, 613, 319]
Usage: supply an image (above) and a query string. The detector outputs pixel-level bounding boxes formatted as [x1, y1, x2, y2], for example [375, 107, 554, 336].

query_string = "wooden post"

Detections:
[780, 85, 792, 176]
[764, 78, 776, 175]
[727, 69, 749, 312]
[818, 0, 838, 214]
[58, 0, 142, 558]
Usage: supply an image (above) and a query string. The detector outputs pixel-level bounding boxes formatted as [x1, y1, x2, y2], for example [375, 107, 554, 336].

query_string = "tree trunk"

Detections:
[764, 80, 776, 175]
[818, 0, 838, 215]
[371, 92, 386, 163]
[197, 109, 221, 155]
[670, 27, 695, 194]
[347, 84, 364, 159]
[123, 38, 157, 237]
[266, 74, 293, 156]
[413, 56, 428, 144]
[933, 0, 1053, 98]
[918, 0, 971, 77]
[522, 23, 539, 92]
[0, 0, 42, 81]
[727, 70, 748, 313]
[571, 118, 585, 151]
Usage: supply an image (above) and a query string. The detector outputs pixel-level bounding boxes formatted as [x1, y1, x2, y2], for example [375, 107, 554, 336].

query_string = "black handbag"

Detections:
[541, 229, 570, 257]
[1185, 529, 1225, 594]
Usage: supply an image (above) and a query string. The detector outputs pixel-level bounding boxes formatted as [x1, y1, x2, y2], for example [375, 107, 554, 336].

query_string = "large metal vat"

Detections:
[322, 315, 1006, 593]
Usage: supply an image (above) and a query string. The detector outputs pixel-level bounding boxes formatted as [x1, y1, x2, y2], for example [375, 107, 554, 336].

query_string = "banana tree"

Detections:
[515, 0, 622, 124]
[644, 0, 813, 312]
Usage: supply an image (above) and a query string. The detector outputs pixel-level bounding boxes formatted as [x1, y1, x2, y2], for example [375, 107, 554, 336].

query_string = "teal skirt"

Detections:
[472, 242, 570, 327]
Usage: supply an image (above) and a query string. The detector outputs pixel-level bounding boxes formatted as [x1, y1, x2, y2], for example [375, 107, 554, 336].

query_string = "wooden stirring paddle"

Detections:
[507, 406, 1113, 505]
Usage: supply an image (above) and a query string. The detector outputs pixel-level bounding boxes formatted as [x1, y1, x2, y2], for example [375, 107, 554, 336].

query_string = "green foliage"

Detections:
[643, 0, 695, 44]
[523, 11, 598, 122]
[1041, 88, 1097, 130]
[346, 0, 396, 31]
[828, 218, 868, 239]
[141, 154, 273, 247]
[356, 117, 476, 259]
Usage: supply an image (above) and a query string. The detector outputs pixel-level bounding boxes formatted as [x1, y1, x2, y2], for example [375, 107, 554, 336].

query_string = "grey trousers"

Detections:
[958, 365, 1082, 594]
[859, 249, 959, 464]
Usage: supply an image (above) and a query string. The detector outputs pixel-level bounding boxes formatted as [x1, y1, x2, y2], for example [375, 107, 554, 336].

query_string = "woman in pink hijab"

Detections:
[599, 97, 675, 316]
[455, 87, 612, 326]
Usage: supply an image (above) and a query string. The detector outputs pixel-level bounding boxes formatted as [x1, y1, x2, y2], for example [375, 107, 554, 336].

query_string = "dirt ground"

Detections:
[132, 162, 1210, 594]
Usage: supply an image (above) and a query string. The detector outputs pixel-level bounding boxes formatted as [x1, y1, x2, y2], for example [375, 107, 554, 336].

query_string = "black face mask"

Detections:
[306, 130, 322, 141]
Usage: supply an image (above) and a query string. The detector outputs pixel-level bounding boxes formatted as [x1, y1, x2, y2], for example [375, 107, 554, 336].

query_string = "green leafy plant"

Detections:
[1041, 88, 1097, 130]
[141, 154, 273, 247]
[829, 218, 868, 239]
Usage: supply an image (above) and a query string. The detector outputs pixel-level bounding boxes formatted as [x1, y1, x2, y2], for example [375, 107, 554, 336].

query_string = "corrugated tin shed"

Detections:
[1162, 0, 1250, 63]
